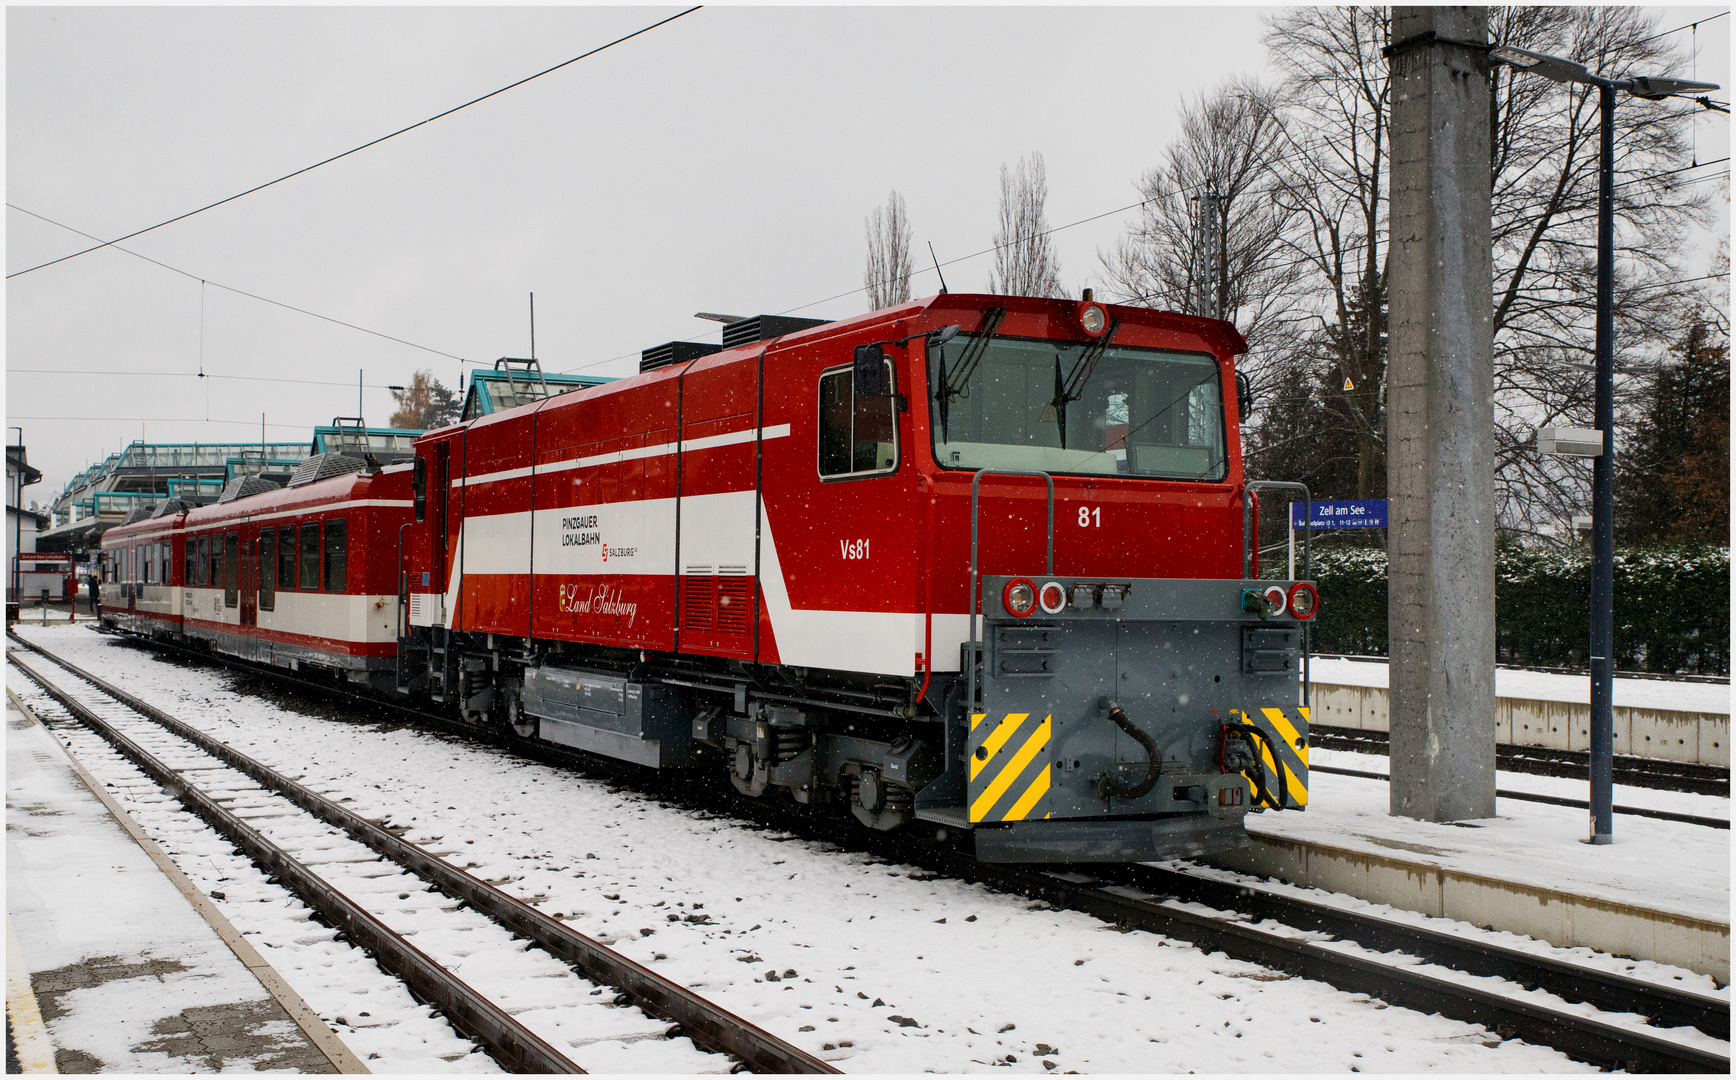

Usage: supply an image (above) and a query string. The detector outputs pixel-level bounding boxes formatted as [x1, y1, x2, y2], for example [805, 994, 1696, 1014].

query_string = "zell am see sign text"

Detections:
[1290, 499, 1387, 530]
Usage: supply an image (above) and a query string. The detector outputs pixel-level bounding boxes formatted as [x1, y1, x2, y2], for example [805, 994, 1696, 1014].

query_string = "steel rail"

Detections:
[1308, 762, 1729, 829]
[7, 632, 838, 1075]
[1310, 723, 1730, 797]
[6, 650, 584, 1075]
[1116, 863, 1730, 1042]
[968, 862, 1729, 1074]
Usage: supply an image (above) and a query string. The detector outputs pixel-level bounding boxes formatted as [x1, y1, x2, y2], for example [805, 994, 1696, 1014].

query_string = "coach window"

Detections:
[223, 532, 240, 608]
[184, 538, 196, 587]
[143, 544, 154, 585]
[210, 537, 223, 590]
[818, 361, 897, 478]
[279, 526, 297, 590]
[323, 519, 347, 592]
[300, 523, 321, 591]
[258, 529, 276, 611]
[193, 537, 207, 587]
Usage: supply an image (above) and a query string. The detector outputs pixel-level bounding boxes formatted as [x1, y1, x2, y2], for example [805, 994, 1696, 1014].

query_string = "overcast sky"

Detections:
[7, 5, 1729, 503]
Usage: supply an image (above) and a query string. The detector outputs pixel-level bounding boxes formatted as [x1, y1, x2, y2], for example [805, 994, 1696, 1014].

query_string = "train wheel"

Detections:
[728, 739, 769, 797]
[846, 765, 912, 831]
[505, 693, 536, 739]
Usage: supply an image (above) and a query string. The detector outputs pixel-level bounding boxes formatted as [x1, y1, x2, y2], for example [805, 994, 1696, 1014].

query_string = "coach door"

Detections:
[238, 526, 258, 627]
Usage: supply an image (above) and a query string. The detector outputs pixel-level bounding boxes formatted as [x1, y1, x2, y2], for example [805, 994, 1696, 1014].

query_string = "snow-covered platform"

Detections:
[5, 695, 360, 1073]
[1207, 750, 1731, 982]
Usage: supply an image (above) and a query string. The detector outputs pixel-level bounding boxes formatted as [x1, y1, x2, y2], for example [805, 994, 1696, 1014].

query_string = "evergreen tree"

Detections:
[1616, 318, 1730, 544]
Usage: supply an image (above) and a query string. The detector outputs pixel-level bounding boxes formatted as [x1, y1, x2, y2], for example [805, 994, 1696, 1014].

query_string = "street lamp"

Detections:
[1495, 43, 1719, 845]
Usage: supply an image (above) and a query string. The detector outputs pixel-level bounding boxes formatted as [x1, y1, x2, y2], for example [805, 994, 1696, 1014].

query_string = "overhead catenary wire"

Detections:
[9, 368, 421, 390]
[5, 6, 703, 281]
[8, 203, 469, 363]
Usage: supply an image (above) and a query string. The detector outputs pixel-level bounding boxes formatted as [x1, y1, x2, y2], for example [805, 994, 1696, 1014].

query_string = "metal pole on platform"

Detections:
[1588, 84, 1617, 845]
[1490, 43, 1718, 845]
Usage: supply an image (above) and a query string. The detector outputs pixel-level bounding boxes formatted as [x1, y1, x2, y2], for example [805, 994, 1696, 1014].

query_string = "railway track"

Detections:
[1305, 761, 1728, 829]
[1309, 723, 1731, 798]
[6, 636, 836, 1075]
[23, 630, 1731, 1072]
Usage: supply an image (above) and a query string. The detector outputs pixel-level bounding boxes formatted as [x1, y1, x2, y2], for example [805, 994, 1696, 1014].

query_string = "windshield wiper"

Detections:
[934, 307, 1006, 441]
[1046, 318, 1120, 449]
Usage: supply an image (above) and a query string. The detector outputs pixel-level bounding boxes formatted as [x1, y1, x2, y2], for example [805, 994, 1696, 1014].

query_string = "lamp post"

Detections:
[1493, 44, 1718, 845]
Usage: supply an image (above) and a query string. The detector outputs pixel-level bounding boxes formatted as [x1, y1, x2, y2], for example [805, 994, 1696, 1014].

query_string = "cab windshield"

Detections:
[929, 333, 1228, 480]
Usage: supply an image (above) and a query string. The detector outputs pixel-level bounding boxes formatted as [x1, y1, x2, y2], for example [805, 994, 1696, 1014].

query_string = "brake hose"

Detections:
[1097, 704, 1162, 801]
[1227, 721, 1290, 810]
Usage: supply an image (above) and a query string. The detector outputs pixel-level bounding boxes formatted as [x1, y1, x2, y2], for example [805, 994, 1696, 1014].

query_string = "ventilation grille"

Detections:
[720, 315, 830, 350]
[289, 452, 367, 488]
[118, 506, 155, 525]
[641, 341, 721, 373]
[682, 570, 714, 633]
[218, 475, 283, 503]
[716, 574, 752, 636]
[150, 498, 193, 518]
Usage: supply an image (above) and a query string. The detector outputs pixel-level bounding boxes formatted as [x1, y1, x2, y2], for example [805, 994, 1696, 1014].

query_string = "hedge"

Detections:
[1273, 542, 1730, 676]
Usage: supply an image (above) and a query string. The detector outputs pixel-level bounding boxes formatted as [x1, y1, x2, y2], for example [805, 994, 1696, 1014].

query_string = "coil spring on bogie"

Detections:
[773, 729, 809, 763]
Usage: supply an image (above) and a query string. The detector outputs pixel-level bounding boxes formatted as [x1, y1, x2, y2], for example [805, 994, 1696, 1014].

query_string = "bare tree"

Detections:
[1260, 5, 1709, 523]
[1098, 78, 1307, 397]
[863, 190, 913, 311]
[1484, 6, 1711, 536]
[1263, 6, 1393, 502]
[989, 151, 1065, 297]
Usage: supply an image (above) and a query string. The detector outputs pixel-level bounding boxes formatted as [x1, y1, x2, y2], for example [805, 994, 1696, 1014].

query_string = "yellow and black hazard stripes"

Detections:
[968, 711, 1054, 823]
[1236, 706, 1310, 809]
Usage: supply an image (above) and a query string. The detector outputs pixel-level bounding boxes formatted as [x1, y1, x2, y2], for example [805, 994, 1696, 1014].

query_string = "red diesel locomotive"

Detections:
[104, 292, 1316, 862]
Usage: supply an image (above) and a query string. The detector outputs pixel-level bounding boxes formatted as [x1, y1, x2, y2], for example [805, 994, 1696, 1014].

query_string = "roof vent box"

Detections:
[218, 476, 283, 503]
[720, 315, 830, 350]
[640, 341, 722, 373]
[288, 452, 367, 488]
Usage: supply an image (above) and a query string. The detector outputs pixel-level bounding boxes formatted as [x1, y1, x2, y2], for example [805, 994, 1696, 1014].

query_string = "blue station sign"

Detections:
[1290, 499, 1387, 530]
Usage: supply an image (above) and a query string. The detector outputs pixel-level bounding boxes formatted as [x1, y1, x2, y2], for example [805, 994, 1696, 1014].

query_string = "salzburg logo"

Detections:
[603, 545, 609, 562]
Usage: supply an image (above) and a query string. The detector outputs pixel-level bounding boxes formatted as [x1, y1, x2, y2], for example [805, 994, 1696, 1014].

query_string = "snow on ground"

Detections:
[8, 625, 1621, 1072]
[1310, 656, 1731, 715]
[7, 702, 342, 1072]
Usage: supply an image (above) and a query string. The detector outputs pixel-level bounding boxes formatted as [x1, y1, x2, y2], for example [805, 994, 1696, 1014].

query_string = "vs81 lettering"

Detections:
[840, 538, 870, 560]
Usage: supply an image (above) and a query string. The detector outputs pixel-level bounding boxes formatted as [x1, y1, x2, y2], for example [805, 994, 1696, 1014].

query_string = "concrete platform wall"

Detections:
[1311, 682, 1729, 767]
[1209, 835, 1730, 982]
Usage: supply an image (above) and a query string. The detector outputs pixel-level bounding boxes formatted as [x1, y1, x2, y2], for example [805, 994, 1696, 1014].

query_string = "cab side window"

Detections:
[818, 362, 897, 478]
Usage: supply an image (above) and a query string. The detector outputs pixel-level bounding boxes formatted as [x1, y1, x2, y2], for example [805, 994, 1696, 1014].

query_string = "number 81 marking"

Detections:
[1078, 506, 1101, 528]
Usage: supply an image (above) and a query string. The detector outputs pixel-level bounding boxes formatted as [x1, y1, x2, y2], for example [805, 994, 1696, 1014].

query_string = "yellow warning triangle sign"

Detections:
[1343, 376, 1355, 391]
